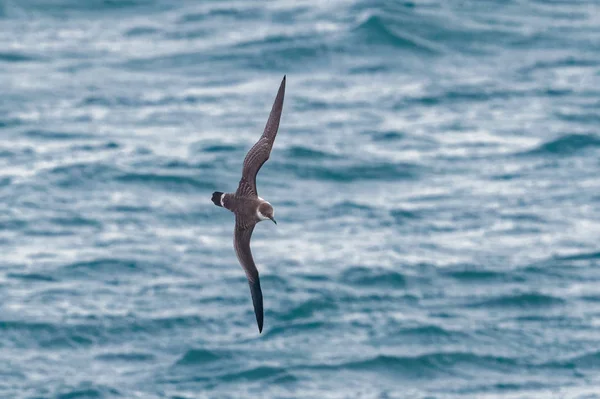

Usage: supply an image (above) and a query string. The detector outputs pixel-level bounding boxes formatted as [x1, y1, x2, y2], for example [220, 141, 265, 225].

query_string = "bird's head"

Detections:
[257, 202, 276, 224]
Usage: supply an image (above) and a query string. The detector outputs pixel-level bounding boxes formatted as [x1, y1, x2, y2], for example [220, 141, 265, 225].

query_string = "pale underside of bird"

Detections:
[211, 76, 286, 333]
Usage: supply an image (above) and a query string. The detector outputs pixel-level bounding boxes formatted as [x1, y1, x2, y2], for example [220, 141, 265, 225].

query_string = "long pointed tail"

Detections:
[211, 192, 224, 207]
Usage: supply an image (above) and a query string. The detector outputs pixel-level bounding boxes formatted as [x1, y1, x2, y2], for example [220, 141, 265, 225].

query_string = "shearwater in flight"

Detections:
[211, 76, 286, 333]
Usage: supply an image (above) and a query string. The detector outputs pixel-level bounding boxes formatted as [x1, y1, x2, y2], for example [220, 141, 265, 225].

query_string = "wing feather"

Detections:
[233, 222, 263, 333]
[236, 76, 286, 197]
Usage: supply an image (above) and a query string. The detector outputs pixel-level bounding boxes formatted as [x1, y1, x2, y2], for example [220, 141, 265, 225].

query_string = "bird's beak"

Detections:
[270, 217, 277, 225]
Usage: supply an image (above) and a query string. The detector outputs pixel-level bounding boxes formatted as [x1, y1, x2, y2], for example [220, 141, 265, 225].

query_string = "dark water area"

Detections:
[1, 1, 600, 398]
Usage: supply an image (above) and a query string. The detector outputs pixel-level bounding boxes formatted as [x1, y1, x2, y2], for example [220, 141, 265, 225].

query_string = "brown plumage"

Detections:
[211, 76, 286, 333]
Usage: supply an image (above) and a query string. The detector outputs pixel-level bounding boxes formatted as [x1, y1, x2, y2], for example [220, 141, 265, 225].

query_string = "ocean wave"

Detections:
[274, 161, 421, 181]
[121, 42, 325, 73]
[23, 129, 94, 141]
[60, 258, 141, 272]
[96, 314, 210, 340]
[80, 92, 211, 108]
[115, 172, 216, 192]
[325, 201, 375, 219]
[106, 204, 153, 213]
[0, 51, 38, 63]
[70, 142, 120, 152]
[443, 268, 514, 282]
[0, 117, 22, 129]
[218, 366, 293, 383]
[351, 14, 441, 54]
[55, 384, 121, 399]
[340, 266, 406, 288]
[44, 162, 121, 188]
[554, 251, 600, 262]
[1, 313, 211, 349]
[319, 352, 520, 376]
[177, 6, 261, 24]
[11, 0, 168, 14]
[52, 258, 178, 283]
[539, 349, 600, 372]
[390, 208, 422, 223]
[0, 176, 13, 188]
[524, 134, 600, 156]
[556, 111, 600, 125]
[369, 130, 405, 141]
[400, 87, 520, 108]
[285, 145, 339, 160]
[200, 144, 243, 154]
[48, 215, 102, 229]
[124, 25, 160, 37]
[6, 272, 57, 282]
[467, 293, 566, 309]
[564, 350, 600, 369]
[0, 319, 98, 349]
[118, 51, 206, 72]
[95, 351, 155, 362]
[174, 348, 223, 366]
[0, 218, 27, 231]
[276, 296, 338, 322]
[262, 321, 325, 338]
[396, 325, 465, 341]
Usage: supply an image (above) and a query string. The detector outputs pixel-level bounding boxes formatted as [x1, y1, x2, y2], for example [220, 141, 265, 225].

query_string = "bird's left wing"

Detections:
[233, 220, 263, 333]
[236, 76, 286, 197]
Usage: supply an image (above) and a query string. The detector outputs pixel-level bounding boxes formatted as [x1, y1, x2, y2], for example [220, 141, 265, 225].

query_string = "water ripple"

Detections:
[1, 0, 599, 398]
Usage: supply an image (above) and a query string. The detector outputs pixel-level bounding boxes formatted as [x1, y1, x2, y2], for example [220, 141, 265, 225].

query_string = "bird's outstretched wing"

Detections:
[233, 221, 263, 333]
[236, 76, 286, 197]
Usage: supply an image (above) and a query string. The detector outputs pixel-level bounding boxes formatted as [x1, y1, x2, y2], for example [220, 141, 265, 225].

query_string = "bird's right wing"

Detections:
[233, 220, 263, 333]
[236, 76, 286, 197]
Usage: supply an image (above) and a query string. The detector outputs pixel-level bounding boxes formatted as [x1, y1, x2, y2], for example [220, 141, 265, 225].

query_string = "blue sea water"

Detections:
[1, 0, 600, 398]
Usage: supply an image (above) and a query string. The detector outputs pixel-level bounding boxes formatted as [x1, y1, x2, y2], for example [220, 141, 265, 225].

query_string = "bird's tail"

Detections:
[211, 192, 224, 207]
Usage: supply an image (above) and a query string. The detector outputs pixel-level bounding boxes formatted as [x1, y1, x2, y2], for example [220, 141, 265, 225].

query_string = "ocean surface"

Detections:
[1, 1, 600, 398]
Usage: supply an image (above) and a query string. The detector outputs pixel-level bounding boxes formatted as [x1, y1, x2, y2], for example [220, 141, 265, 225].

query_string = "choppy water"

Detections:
[1, 1, 600, 398]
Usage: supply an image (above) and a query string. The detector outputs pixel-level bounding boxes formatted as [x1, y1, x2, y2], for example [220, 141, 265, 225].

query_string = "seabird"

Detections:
[211, 76, 286, 333]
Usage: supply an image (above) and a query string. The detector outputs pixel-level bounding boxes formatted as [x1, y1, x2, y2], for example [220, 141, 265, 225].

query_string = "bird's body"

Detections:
[211, 76, 286, 333]
[212, 193, 271, 224]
